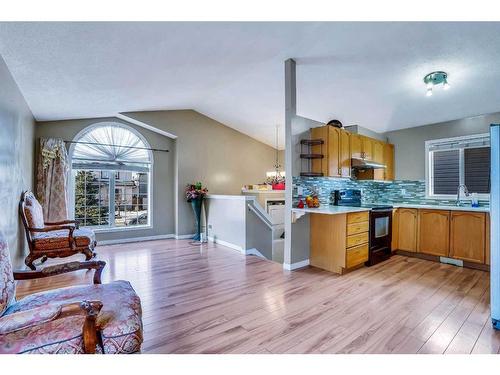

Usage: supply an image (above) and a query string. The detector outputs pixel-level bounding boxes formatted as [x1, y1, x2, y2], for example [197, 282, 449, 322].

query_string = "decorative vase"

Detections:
[191, 196, 204, 241]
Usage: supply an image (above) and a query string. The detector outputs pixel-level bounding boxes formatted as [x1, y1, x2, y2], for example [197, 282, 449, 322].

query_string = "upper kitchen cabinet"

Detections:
[383, 143, 395, 181]
[310, 126, 341, 177]
[361, 136, 374, 161]
[339, 130, 351, 178]
[309, 125, 393, 180]
[350, 134, 363, 159]
[373, 141, 384, 164]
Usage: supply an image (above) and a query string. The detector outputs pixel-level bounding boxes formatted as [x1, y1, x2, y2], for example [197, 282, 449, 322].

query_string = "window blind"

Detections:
[432, 149, 460, 195]
[464, 147, 490, 193]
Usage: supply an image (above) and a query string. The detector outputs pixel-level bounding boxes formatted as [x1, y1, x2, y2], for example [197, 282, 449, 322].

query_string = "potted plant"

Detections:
[185, 182, 208, 241]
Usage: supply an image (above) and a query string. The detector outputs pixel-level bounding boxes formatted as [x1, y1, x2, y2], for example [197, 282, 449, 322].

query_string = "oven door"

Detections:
[370, 209, 393, 252]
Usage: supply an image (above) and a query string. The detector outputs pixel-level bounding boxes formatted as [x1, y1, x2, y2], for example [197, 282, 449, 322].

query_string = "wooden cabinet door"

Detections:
[350, 134, 363, 159]
[327, 127, 341, 177]
[339, 130, 351, 178]
[383, 143, 395, 181]
[486, 214, 490, 265]
[361, 136, 373, 161]
[418, 210, 450, 257]
[450, 212, 486, 263]
[392, 209, 399, 251]
[397, 208, 418, 252]
[310, 126, 328, 176]
[373, 141, 384, 163]
[372, 141, 385, 180]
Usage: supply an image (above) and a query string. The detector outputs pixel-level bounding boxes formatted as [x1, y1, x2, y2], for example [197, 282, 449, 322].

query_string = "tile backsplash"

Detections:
[293, 177, 489, 207]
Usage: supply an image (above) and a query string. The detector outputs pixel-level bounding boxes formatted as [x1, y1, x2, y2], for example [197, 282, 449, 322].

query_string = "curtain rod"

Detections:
[63, 140, 169, 153]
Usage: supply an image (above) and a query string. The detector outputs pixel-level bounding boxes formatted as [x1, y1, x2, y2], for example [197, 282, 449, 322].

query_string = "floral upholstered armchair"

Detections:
[0, 231, 143, 354]
[20, 191, 97, 270]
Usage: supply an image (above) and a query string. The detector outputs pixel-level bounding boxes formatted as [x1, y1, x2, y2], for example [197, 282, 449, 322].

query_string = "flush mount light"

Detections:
[423, 71, 450, 96]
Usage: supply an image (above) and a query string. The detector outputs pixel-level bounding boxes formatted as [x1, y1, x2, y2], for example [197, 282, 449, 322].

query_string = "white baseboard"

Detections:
[245, 248, 266, 259]
[207, 236, 244, 252]
[283, 259, 310, 271]
[175, 234, 196, 240]
[99, 234, 175, 246]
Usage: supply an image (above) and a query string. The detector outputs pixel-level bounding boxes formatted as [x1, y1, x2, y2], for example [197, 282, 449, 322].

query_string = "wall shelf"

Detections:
[300, 154, 324, 159]
[300, 139, 324, 146]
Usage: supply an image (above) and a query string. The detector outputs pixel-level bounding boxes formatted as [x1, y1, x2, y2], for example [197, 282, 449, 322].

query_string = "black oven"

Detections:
[367, 207, 392, 266]
[332, 189, 393, 266]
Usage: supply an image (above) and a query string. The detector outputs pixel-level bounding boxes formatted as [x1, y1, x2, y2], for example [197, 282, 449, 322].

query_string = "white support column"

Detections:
[284, 59, 296, 268]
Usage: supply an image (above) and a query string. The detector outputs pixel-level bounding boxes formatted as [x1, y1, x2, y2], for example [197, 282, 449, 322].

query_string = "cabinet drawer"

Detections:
[346, 244, 369, 268]
[346, 232, 369, 248]
[347, 211, 369, 224]
[347, 221, 369, 236]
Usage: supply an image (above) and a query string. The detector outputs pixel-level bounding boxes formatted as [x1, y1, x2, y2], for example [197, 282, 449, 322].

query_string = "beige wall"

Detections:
[123, 110, 281, 235]
[0, 55, 36, 267]
[385, 112, 500, 180]
[37, 110, 280, 238]
[35, 117, 176, 242]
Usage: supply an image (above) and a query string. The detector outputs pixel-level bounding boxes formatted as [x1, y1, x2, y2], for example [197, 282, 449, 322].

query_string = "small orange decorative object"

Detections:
[305, 195, 314, 208]
[312, 195, 320, 208]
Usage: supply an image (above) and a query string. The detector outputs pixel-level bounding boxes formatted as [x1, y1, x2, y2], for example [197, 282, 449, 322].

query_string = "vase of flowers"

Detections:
[185, 182, 208, 241]
[267, 174, 285, 190]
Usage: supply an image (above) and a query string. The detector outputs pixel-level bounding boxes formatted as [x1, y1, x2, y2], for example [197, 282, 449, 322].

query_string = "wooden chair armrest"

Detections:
[44, 220, 80, 229]
[0, 300, 102, 345]
[13, 260, 106, 284]
[28, 225, 75, 233]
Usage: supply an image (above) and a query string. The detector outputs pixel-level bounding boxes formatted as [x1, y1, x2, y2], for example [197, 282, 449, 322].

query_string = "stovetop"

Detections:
[331, 189, 393, 211]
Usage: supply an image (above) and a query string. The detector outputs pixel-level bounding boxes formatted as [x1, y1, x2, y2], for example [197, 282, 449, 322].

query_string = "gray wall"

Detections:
[35, 117, 175, 242]
[0, 55, 35, 267]
[123, 110, 281, 235]
[385, 112, 500, 180]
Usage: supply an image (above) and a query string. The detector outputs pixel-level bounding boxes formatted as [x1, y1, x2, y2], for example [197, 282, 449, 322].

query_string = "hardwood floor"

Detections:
[15, 239, 500, 354]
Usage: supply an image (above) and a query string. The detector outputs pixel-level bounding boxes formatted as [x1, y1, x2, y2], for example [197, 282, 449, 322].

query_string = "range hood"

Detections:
[351, 158, 386, 170]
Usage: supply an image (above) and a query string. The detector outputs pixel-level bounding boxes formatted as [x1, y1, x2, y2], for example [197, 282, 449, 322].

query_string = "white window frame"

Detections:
[68, 122, 154, 233]
[425, 133, 490, 200]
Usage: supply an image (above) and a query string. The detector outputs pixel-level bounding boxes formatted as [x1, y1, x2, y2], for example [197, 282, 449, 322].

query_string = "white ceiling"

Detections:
[1, 22, 500, 149]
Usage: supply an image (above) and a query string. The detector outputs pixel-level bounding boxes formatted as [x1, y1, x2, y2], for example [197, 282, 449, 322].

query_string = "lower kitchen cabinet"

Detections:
[310, 211, 369, 274]
[393, 208, 489, 266]
[449, 211, 486, 264]
[397, 208, 418, 252]
[417, 210, 450, 257]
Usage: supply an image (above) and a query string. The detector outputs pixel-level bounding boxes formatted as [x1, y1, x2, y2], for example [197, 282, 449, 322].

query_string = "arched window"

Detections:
[70, 122, 153, 229]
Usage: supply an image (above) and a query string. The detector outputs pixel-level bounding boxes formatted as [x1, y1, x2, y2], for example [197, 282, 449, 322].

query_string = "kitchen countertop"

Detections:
[293, 203, 489, 214]
[292, 206, 370, 215]
[383, 203, 489, 213]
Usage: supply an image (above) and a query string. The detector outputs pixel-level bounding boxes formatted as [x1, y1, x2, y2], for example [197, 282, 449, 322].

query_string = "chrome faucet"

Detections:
[456, 184, 470, 206]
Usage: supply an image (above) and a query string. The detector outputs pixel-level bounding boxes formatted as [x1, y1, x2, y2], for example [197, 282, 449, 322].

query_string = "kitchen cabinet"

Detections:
[486, 214, 490, 265]
[310, 125, 393, 180]
[350, 134, 363, 159]
[383, 143, 395, 181]
[417, 210, 450, 257]
[392, 209, 399, 251]
[339, 130, 351, 178]
[310, 211, 369, 274]
[397, 208, 418, 252]
[361, 136, 373, 160]
[373, 141, 384, 164]
[311, 126, 339, 177]
[449, 211, 486, 264]
[393, 208, 490, 267]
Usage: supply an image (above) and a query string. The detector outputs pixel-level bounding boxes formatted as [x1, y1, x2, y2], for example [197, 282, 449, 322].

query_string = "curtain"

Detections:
[36, 138, 69, 222]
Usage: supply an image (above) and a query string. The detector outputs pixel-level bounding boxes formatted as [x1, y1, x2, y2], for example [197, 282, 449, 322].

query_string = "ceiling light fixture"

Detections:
[423, 71, 449, 96]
